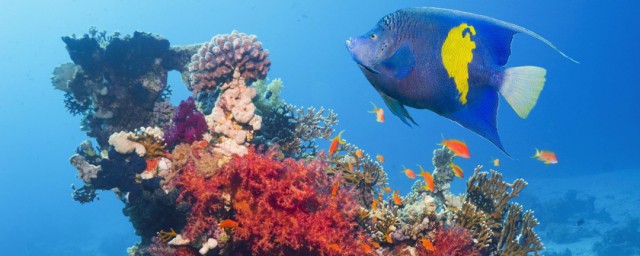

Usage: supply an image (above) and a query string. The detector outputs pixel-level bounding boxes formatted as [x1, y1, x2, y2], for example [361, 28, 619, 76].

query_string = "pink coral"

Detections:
[176, 147, 371, 255]
[188, 30, 270, 92]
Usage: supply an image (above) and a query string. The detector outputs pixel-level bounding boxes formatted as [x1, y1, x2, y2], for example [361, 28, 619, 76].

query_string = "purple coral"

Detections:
[187, 30, 271, 92]
[164, 97, 207, 148]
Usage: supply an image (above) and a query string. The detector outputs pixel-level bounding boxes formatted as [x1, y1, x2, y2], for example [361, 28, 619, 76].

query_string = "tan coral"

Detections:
[206, 69, 262, 156]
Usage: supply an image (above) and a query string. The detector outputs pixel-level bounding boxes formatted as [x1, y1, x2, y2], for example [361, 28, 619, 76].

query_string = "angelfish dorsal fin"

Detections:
[375, 43, 415, 79]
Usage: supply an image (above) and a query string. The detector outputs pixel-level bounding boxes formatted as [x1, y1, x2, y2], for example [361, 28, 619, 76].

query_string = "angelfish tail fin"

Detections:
[499, 66, 546, 119]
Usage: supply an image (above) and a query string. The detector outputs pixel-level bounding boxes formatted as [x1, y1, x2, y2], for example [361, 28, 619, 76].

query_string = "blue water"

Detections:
[1, 1, 638, 255]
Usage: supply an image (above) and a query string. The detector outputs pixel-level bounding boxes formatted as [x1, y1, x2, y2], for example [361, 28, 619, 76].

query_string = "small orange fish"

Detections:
[329, 130, 345, 155]
[355, 149, 363, 158]
[421, 238, 435, 251]
[218, 219, 239, 229]
[371, 199, 378, 211]
[386, 234, 393, 243]
[384, 187, 391, 194]
[368, 102, 385, 123]
[401, 165, 417, 179]
[439, 137, 470, 158]
[145, 158, 159, 173]
[376, 154, 385, 163]
[197, 140, 208, 148]
[348, 163, 354, 172]
[372, 241, 381, 249]
[361, 242, 374, 253]
[450, 163, 464, 178]
[328, 243, 341, 251]
[331, 180, 340, 199]
[493, 158, 500, 167]
[417, 164, 435, 192]
[392, 191, 403, 206]
[533, 149, 558, 164]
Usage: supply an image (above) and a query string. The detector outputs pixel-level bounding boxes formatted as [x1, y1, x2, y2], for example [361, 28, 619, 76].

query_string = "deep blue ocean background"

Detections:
[1, 1, 638, 255]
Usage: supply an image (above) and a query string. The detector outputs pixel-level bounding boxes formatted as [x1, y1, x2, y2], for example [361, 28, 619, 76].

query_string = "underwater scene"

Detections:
[1, 1, 638, 255]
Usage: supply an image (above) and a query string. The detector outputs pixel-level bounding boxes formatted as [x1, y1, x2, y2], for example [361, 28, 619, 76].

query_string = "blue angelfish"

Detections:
[346, 7, 577, 154]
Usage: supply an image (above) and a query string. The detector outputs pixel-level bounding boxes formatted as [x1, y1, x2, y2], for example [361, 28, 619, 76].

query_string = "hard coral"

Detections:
[176, 147, 370, 255]
[188, 30, 270, 92]
[164, 97, 207, 149]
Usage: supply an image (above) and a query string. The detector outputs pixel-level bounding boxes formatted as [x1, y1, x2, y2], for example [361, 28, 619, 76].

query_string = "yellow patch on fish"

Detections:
[441, 23, 477, 105]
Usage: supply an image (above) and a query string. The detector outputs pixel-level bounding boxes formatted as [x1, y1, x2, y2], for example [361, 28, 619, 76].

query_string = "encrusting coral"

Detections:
[54, 29, 546, 256]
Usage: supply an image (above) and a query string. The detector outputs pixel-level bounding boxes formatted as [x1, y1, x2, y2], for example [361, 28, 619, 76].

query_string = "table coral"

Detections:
[188, 30, 270, 92]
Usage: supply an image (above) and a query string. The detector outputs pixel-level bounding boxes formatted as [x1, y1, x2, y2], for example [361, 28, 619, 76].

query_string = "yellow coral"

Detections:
[157, 228, 177, 243]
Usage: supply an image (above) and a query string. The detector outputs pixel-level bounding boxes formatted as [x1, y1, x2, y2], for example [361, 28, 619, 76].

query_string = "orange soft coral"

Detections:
[176, 147, 372, 255]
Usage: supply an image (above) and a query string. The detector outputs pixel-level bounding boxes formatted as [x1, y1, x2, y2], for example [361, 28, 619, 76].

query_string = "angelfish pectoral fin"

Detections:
[380, 92, 418, 126]
[374, 43, 415, 79]
[444, 87, 509, 155]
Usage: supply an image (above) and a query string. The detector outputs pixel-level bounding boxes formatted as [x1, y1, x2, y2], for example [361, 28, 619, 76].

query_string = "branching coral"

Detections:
[456, 167, 544, 255]
[175, 147, 371, 255]
[164, 97, 207, 149]
[187, 30, 270, 92]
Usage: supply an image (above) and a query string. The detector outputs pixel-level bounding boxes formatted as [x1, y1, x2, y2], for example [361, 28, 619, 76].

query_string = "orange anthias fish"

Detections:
[355, 149, 364, 158]
[533, 149, 558, 164]
[384, 187, 391, 194]
[328, 243, 341, 252]
[372, 241, 381, 249]
[493, 158, 500, 166]
[361, 242, 374, 253]
[218, 219, 239, 229]
[329, 130, 346, 155]
[440, 138, 470, 158]
[331, 180, 340, 199]
[386, 234, 393, 243]
[371, 199, 378, 211]
[402, 165, 416, 179]
[376, 154, 385, 163]
[450, 163, 464, 178]
[392, 191, 403, 206]
[417, 164, 435, 192]
[421, 238, 435, 251]
[368, 102, 385, 123]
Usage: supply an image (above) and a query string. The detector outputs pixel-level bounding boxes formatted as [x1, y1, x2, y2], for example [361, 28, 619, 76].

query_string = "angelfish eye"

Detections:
[370, 34, 377, 39]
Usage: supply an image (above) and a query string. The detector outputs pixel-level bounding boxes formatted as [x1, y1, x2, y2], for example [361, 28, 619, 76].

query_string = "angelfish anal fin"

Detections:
[380, 91, 418, 126]
[376, 43, 415, 79]
[444, 86, 509, 155]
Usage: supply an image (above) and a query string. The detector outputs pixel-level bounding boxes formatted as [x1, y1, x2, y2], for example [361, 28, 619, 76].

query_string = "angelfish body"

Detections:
[346, 7, 577, 154]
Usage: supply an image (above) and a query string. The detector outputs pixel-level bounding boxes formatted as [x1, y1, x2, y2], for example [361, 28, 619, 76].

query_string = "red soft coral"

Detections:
[418, 226, 480, 256]
[176, 147, 371, 255]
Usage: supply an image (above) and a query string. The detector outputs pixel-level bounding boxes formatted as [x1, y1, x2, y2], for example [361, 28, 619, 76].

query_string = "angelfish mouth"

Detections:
[358, 63, 379, 74]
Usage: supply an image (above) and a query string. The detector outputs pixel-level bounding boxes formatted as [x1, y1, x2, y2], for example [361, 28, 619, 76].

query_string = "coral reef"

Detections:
[54, 29, 546, 256]
[188, 30, 270, 92]
[592, 218, 640, 255]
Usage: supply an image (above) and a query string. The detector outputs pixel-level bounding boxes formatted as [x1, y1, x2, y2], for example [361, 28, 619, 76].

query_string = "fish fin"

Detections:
[375, 43, 415, 79]
[380, 91, 418, 126]
[423, 7, 579, 64]
[444, 87, 509, 155]
[499, 66, 546, 118]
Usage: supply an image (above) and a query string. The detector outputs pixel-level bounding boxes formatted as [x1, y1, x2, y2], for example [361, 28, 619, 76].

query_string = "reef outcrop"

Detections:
[53, 28, 544, 256]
